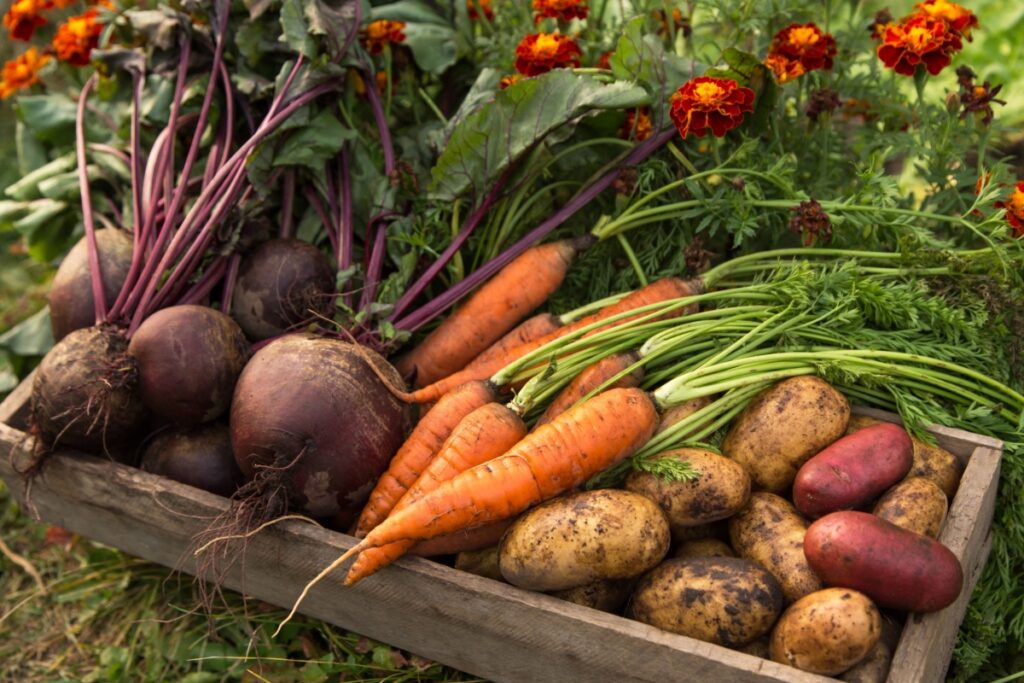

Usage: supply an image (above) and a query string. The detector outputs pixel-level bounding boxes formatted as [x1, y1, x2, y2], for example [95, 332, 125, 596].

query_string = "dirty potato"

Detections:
[630, 557, 784, 647]
[873, 476, 948, 538]
[498, 490, 670, 591]
[674, 538, 736, 559]
[770, 588, 882, 675]
[729, 492, 823, 603]
[847, 415, 963, 498]
[549, 578, 634, 614]
[625, 448, 750, 536]
[455, 546, 503, 581]
[655, 396, 714, 436]
[723, 376, 850, 492]
[734, 636, 771, 659]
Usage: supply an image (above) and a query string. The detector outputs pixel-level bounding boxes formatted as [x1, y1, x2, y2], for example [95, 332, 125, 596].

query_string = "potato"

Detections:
[625, 448, 750, 536]
[723, 376, 850, 492]
[630, 557, 784, 647]
[770, 588, 882, 675]
[655, 396, 714, 436]
[498, 490, 670, 591]
[729, 492, 823, 603]
[455, 546, 502, 581]
[549, 578, 634, 614]
[674, 538, 735, 559]
[793, 423, 913, 518]
[839, 638, 892, 683]
[846, 415, 963, 498]
[804, 511, 963, 612]
[734, 636, 770, 659]
[873, 476, 948, 538]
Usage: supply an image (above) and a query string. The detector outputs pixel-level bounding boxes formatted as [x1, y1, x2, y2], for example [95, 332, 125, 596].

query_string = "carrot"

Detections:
[409, 519, 513, 557]
[536, 351, 644, 425]
[352, 379, 497, 538]
[405, 278, 700, 404]
[396, 237, 593, 388]
[343, 401, 527, 584]
[462, 312, 561, 372]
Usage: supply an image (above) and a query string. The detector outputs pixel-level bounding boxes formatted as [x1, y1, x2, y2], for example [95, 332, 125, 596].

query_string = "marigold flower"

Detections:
[764, 53, 805, 84]
[620, 107, 652, 141]
[596, 50, 612, 70]
[868, 9, 894, 40]
[513, 32, 581, 77]
[52, 6, 105, 66]
[652, 7, 690, 37]
[3, 0, 47, 41]
[955, 66, 1005, 126]
[467, 0, 493, 21]
[914, 0, 978, 40]
[498, 74, 522, 89]
[995, 182, 1024, 237]
[790, 199, 832, 246]
[768, 23, 837, 75]
[668, 76, 754, 139]
[877, 14, 962, 76]
[0, 47, 49, 98]
[806, 88, 841, 122]
[974, 172, 992, 196]
[532, 0, 587, 23]
[362, 20, 405, 55]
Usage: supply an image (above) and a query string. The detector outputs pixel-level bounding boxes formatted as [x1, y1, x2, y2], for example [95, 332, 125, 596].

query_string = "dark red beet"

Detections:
[140, 424, 243, 497]
[49, 229, 134, 342]
[128, 305, 249, 425]
[31, 326, 146, 455]
[230, 334, 409, 526]
[229, 239, 335, 341]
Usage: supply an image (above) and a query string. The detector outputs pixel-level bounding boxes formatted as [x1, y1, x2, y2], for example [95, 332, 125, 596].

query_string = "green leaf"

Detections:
[274, 109, 355, 168]
[370, 0, 448, 25]
[0, 307, 54, 357]
[610, 17, 699, 108]
[16, 120, 47, 176]
[304, 0, 360, 60]
[401, 23, 457, 74]
[14, 95, 78, 146]
[123, 8, 187, 49]
[429, 70, 647, 200]
[280, 0, 317, 57]
[5, 154, 76, 201]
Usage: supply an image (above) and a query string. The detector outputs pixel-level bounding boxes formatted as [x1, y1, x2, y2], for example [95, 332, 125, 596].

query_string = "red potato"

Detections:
[793, 423, 913, 519]
[804, 511, 963, 613]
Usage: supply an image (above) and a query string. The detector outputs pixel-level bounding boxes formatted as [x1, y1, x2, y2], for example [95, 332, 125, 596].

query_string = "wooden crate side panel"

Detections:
[0, 370, 33, 428]
[0, 425, 832, 683]
[851, 406, 1003, 461]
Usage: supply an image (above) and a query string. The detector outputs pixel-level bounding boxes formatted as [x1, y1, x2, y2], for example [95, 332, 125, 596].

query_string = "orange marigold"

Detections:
[914, 0, 978, 40]
[513, 32, 581, 76]
[764, 52, 806, 84]
[467, 0, 493, 21]
[3, 0, 47, 41]
[768, 23, 837, 75]
[52, 7, 105, 66]
[620, 107, 652, 141]
[669, 76, 754, 139]
[498, 74, 522, 89]
[0, 47, 49, 98]
[877, 14, 962, 76]
[362, 20, 405, 55]
[596, 50, 612, 70]
[995, 182, 1024, 237]
[532, 0, 587, 23]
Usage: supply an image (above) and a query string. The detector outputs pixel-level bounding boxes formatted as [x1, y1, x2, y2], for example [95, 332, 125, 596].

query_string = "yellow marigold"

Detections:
[532, 0, 587, 23]
[52, 6, 104, 66]
[513, 32, 581, 76]
[0, 47, 49, 98]
[995, 182, 1024, 237]
[3, 0, 47, 41]
[914, 0, 979, 39]
[362, 20, 405, 55]
[764, 52, 806, 84]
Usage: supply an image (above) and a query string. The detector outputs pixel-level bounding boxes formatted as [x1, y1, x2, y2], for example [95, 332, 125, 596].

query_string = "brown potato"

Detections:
[655, 396, 714, 436]
[733, 636, 770, 659]
[771, 588, 882, 675]
[549, 579, 634, 614]
[674, 538, 735, 559]
[625, 448, 750, 536]
[668, 520, 726, 543]
[630, 557, 784, 647]
[839, 638, 892, 683]
[498, 490, 670, 591]
[846, 415, 964, 498]
[455, 546, 502, 581]
[729, 492, 823, 603]
[723, 376, 850, 492]
[873, 476, 948, 538]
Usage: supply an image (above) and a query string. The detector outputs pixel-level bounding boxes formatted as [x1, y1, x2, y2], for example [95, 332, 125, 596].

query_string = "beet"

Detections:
[49, 229, 134, 342]
[230, 334, 408, 526]
[128, 305, 249, 425]
[140, 424, 243, 497]
[229, 239, 335, 341]
[31, 326, 146, 454]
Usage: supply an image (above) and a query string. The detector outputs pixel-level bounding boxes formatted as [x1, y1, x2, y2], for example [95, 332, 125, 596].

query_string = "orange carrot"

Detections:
[463, 312, 561, 372]
[352, 379, 497, 538]
[397, 237, 592, 388]
[405, 278, 700, 404]
[409, 519, 513, 557]
[343, 401, 527, 584]
[536, 351, 644, 426]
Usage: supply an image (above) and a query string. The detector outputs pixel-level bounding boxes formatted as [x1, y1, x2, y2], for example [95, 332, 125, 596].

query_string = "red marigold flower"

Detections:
[620, 107, 652, 141]
[596, 50, 612, 70]
[790, 199, 832, 246]
[877, 14, 962, 76]
[652, 7, 690, 37]
[914, 0, 978, 40]
[0, 47, 49, 98]
[514, 32, 581, 76]
[362, 20, 406, 55]
[467, 0, 493, 21]
[669, 76, 754, 139]
[995, 182, 1024, 237]
[532, 0, 587, 23]
[768, 22, 837, 74]
[498, 74, 522, 89]
[868, 9, 894, 40]
[52, 6, 104, 66]
[764, 52, 806, 84]
[47, 0, 80, 8]
[3, 0, 47, 41]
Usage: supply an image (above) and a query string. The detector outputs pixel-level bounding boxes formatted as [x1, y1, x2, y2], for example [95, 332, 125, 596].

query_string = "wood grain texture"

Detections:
[0, 368, 34, 428]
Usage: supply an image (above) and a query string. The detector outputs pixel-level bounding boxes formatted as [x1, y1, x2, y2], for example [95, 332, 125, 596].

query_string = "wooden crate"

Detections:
[0, 378, 1002, 683]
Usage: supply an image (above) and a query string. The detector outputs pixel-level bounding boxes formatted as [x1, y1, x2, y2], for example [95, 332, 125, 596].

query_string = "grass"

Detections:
[0, 480, 482, 683]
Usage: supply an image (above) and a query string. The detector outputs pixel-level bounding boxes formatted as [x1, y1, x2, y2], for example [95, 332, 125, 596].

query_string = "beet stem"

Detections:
[363, 66, 395, 176]
[220, 253, 242, 312]
[359, 221, 388, 311]
[74, 73, 106, 325]
[279, 170, 295, 239]
[305, 186, 339, 257]
[179, 257, 228, 306]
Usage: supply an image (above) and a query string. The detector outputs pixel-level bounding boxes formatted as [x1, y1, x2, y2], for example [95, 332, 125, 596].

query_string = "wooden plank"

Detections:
[886, 445, 1001, 683]
[851, 405, 1004, 460]
[0, 423, 833, 683]
[0, 369, 34, 428]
